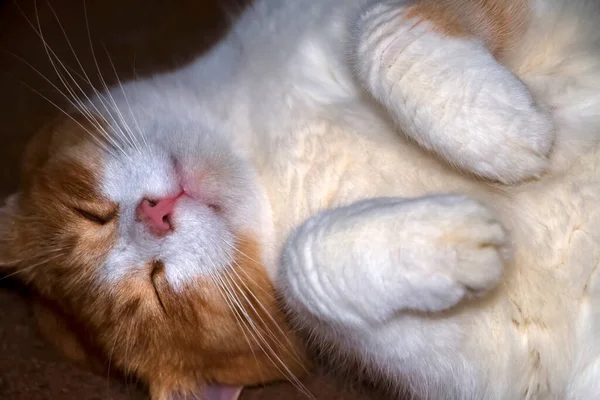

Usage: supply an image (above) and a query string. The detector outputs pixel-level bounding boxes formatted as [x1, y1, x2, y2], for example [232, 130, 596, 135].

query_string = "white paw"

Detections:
[354, 7, 556, 184]
[444, 81, 555, 184]
[396, 195, 510, 312]
[280, 195, 509, 325]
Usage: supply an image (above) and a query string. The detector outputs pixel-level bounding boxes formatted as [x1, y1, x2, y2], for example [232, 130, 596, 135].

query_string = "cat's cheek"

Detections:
[73, 223, 119, 269]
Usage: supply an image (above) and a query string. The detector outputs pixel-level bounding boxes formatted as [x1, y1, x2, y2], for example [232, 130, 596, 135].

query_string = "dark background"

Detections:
[0, 0, 388, 399]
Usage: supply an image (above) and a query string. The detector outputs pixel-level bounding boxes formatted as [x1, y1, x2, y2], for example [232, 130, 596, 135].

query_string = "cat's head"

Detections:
[0, 112, 309, 399]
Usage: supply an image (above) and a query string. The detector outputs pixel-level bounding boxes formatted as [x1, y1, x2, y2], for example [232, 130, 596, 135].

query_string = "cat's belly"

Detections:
[262, 109, 600, 396]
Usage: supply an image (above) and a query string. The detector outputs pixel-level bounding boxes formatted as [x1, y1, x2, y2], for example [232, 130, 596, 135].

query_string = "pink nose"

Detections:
[136, 194, 182, 235]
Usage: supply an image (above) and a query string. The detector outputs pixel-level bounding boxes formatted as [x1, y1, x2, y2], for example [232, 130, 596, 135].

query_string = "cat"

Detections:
[2, 0, 600, 399]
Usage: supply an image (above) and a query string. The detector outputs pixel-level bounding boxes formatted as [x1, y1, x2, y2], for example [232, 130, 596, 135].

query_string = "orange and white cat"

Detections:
[2, 0, 600, 399]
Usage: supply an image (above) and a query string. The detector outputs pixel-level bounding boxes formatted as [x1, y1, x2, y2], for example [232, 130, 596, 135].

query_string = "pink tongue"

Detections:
[201, 385, 243, 400]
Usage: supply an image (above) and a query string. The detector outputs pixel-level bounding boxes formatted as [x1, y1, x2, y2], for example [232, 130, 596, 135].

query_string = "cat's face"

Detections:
[0, 114, 308, 399]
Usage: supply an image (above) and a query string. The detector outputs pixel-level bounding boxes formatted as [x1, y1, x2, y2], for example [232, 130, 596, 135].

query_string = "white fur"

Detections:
[82, 0, 600, 398]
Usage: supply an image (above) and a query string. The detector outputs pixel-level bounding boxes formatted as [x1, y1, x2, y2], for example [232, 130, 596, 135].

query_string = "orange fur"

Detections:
[0, 116, 309, 399]
[404, 0, 530, 59]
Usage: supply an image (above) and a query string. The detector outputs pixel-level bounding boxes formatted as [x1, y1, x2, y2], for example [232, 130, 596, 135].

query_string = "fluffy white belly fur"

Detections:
[263, 98, 600, 399]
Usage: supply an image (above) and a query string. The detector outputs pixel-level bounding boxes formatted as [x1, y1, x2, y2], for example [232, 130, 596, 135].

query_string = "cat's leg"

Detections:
[352, 0, 555, 184]
[279, 194, 509, 326]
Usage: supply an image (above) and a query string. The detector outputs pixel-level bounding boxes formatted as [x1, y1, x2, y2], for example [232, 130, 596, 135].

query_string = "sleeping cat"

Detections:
[2, 0, 600, 399]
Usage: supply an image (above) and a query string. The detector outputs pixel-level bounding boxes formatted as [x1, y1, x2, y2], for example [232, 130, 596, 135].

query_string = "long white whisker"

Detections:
[25, 0, 131, 154]
[43, 3, 108, 101]
[96, 43, 141, 153]
[220, 270, 314, 399]
[223, 260, 302, 358]
[18, 2, 125, 156]
[216, 271, 285, 375]
[208, 271, 265, 382]
[0, 245, 67, 264]
[101, 43, 148, 150]
[200, 235, 312, 397]
[226, 259, 308, 370]
[10, 2, 92, 105]
[40, 2, 130, 154]
[14, 79, 113, 155]
[216, 238, 307, 362]
[219, 240, 279, 299]
[223, 267, 287, 351]
[82, 0, 139, 154]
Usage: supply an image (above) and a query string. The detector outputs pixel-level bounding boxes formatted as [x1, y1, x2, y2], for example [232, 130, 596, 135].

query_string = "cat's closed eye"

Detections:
[74, 207, 117, 225]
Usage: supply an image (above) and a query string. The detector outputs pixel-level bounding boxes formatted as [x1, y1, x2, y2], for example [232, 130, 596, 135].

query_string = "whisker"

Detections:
[0, 251, 66, 281]
[32, 2, 120, 147]
[201, 235, 313, 397]
[40, 1, 130, 154]
[43, 3, 108, 99]
[82, 0, 139, 154]
[221, 268, 287, 352]
[213, 238, 278, 299]
[13, 78, 113, 155]
[0, 246, 67, 266]
[220, 270, 314, 399]
[215, 271, 283, 381]
[208, 271, 265, 383]
[7, 3, 120, 156]
[216, 242, 310, 366]
[217, 238, 307, 360]
[17, 0, 131, 156]
[224, 261, 302, 356]
[226, 259, 308, 370]
[102, 44, 148, 152]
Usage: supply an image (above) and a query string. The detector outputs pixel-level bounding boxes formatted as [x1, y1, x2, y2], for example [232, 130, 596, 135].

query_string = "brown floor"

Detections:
[0, 1, 389, 399]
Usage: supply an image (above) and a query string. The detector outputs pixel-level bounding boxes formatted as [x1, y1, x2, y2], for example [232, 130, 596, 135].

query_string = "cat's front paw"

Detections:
[281, 195, 509, 325]
[354, 4, 556, 184]
[399, 195, 510, 312]
[454, 98, 554, 184]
